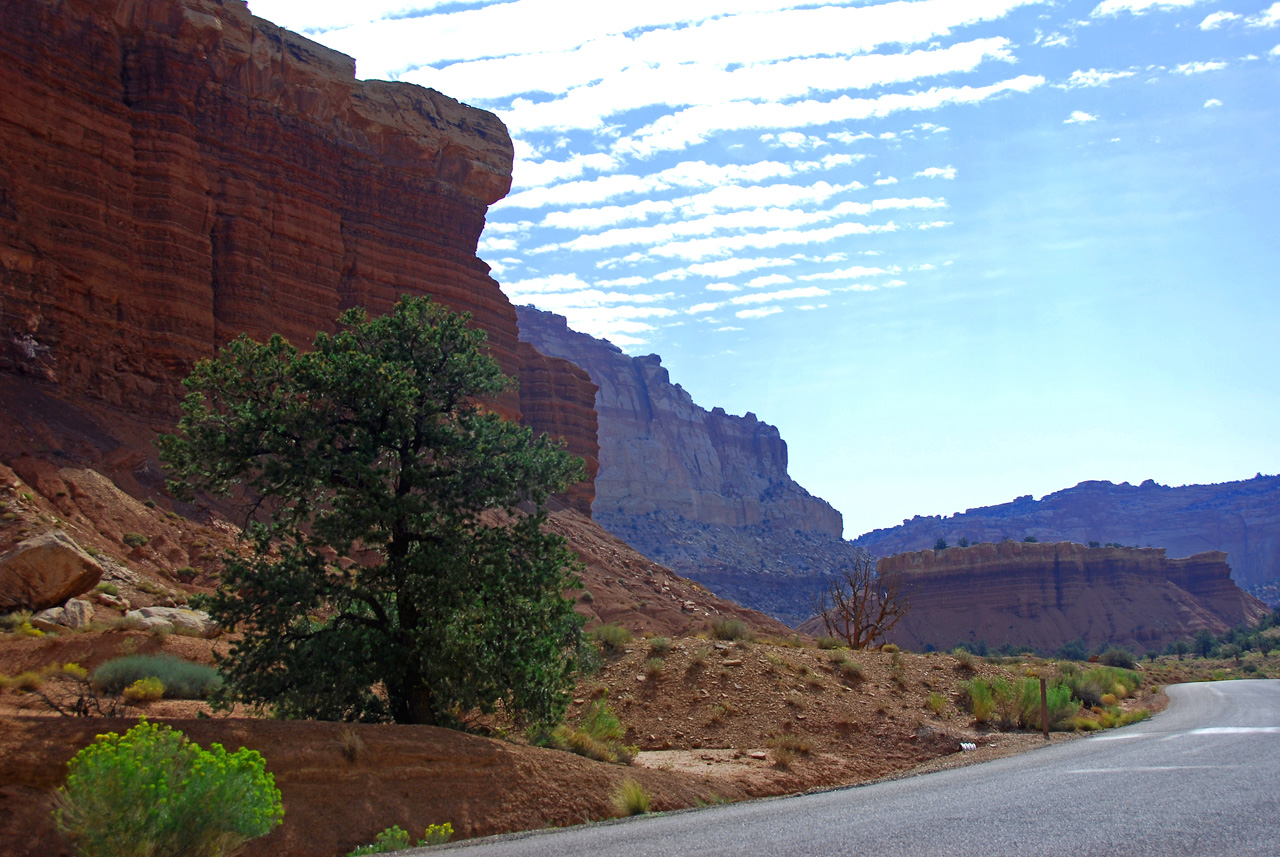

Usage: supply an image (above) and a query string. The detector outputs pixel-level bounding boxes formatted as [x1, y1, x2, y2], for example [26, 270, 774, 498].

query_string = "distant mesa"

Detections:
[854, 475, 1280, 599]
[874, 540, 1269, 654]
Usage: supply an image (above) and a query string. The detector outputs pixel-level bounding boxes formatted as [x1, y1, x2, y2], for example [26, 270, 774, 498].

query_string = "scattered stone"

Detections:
[0, 531, 103, 611]
[748, 751, 768, 760]
[30, 597, 95, 632]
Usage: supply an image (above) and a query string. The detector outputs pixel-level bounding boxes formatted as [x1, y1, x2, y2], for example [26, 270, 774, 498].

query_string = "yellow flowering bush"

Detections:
[53, 719, 283, 857]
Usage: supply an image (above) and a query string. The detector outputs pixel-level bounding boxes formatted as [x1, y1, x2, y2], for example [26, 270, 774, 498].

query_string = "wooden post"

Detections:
[1039, 676, 1049, 740]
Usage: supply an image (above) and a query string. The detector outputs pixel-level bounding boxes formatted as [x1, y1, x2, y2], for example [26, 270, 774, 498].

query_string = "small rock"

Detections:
[748, 751, 768, 760]
[723, 659, 743, 666]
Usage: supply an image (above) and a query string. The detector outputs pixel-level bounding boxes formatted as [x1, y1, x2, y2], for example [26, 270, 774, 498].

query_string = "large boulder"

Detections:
[0, 531, 103, 611]
[122, 607, 218, 638]
[31, 598, 96, 632]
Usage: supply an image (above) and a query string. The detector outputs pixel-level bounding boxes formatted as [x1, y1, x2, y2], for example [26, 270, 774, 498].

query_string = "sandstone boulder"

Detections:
[0, 531, 103, 611]
[121, 606, 217, 638]
[30, 598, 95, 631]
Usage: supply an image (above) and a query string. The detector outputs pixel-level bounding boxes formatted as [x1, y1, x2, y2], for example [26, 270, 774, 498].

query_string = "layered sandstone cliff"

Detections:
[880, 541, 1269, 653]
[0, 0, 596, 510]
[853, 477, 1280, 598]
[517, 306, 859, 625]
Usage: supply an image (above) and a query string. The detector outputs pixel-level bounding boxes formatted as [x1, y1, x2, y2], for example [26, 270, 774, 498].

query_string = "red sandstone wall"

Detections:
[881, 541, 1269, 653]
[0, 0, 596, 511]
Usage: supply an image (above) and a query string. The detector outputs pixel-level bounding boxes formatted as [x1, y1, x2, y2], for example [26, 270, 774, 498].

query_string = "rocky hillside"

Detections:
[877, 541, 1269, 654]
[517, 307, 865, 625]
[0, 0, 596, 511]
[853, 476, 1280, 598]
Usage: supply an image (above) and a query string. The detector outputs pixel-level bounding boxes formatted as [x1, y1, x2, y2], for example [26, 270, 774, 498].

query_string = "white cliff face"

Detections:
[516, 307, 842, 535]
[516, 306, 859, 626]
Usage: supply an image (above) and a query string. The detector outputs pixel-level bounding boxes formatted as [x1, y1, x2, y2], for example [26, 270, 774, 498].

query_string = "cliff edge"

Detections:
[0, 0, 597, 510]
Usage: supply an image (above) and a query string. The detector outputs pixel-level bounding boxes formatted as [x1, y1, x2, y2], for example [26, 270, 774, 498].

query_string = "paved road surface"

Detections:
[432, 680, 1280, 857]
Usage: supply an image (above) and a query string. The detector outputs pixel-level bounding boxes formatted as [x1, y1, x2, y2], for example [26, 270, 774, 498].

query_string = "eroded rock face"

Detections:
[880, 541, 1270, 653]
[0, 0, 596, 511]
[0, 531, 103, 611]
[854, 476, 1280, 597]
[517, 307, 859, 625]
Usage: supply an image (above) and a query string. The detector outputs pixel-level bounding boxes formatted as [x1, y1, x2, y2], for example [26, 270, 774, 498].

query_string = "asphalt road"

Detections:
[433, 680, 1280, 857]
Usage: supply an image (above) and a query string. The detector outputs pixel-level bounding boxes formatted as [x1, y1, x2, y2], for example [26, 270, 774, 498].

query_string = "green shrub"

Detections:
[121, 533, 148, 549]
[710, 617, 748, 641]
[951, 647, 975, 671]
[175, 566, 199, 583]
[613, 779, 651, 816]
[92, 655, 223, 700]
[648, 636, 672, 656]
[93, 582, 119, 596]
[815, 636, 843, 650]
[1097, 647, 1137, 669]
[644, 657, 665, 679]
[962, 678, 995, 723]
[1061, 665, 1140, 708]
[550, 699, 636, 765]
[53, 720, 282, 857]
[592, 624, 632, 654]
[881, 643, 900, 654]
[347, 823, 453, 855]
[925, 692, 947, 715]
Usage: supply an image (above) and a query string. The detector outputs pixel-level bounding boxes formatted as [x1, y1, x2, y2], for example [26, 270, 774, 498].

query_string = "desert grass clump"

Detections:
[925, 691, 947, 715]
[962, 678, 995, 723]
[647, 636, 672, 656]
[815, 636, 843, 650]
[881, 643, 900, 653]
[1060, 665, 1140, 708]
[338, 726, 365, 764]
[613, 779, 651, 816]
[550, 699, 636, 764]
[592, 624, 632, 654]
[830, 653, 865, 684]
[92, 654, 222, 700]
[644, 657, 665, 679]
[767, 733, 811, 767]
[952, 647, 976, 672]
[710, 617, 749, 641]
[347, 823, 453, 855]
[121, 532, 148, 549]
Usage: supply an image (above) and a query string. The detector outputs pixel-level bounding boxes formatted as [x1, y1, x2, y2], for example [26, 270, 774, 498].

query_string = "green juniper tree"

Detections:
[159, 296, 585, 728]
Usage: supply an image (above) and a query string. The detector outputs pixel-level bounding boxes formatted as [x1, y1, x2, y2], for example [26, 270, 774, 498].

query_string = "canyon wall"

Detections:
[881, 541, 1270, 654]
[517, 306, 859, 625]
[0, 0, 597, 511]
[854, 477, 1280, 600]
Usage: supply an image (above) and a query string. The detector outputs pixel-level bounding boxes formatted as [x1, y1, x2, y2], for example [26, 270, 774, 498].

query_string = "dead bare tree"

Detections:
[811, 549, 909, 650]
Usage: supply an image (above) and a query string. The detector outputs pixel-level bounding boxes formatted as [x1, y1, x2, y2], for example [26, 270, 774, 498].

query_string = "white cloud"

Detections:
[1064, 110, 1099, 123]
[827, 131, 875, 145]
[1063, 68, 1137, 87]
[596, 276, 649, 287]
[736, 307, 784, 319]
[1272, 44, 1280, 57]
[1204, 98, 1224, 107]
[514, 152, 620, 189]
[1248, 2, 1280, 26]
[705, 283, 741, 292]
[914, 166, 957, 179]
[649, 222, 899, 261]
[500, 273, 596, 296]
[688, 257, 797, 278]
[1174, 61, 1229, 74]
[716, 326, 744, 332]
[1091, 0, 1202, 17]
[1200, 10, 1242, 28]
[477, 236, 519, 252]
[799, 265, 891, 281]
[1035, 30, 1074, 47]
[614, 76, 1046, 156]
[731, 286, 831, 304]
[746, 273, 794, 288]
[688, 302, 722, 313]
[874, 176, 900, 185]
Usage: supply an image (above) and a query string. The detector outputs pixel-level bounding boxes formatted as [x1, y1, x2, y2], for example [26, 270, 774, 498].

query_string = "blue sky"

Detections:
[251, 0, 1279, 536]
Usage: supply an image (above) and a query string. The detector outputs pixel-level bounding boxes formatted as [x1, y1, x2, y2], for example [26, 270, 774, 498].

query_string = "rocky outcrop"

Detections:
[854, 476, 1280, 598]
[122, 606, 218, 637]
[0, 0, 597, 511]
[881, 541, 1270, 653]
[31, 598, 96, 632]
[0, 531, 103, 611]
[517, 306, 860, 625]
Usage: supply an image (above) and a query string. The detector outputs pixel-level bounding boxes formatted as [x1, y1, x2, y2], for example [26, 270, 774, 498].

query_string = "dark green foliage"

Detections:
[121, 533, 148, 549]
[1054, 639, 1089, 661]
[934, 538, 948, 551]
[158, 296, 585, 728]
[1097, 647, 1137, 669]
[1022, 535, 1038, 543]
[92, 655, 223, 700]
[957, 537, 970, 548]
[591, 624, 632, 654]
[1193, 629, 1215, 658]
[1060, 665, 1140, 708]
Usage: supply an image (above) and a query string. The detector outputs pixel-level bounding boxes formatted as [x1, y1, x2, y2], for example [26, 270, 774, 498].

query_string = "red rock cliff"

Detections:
[881, 541, 1270, 653]
[0, 0, 597, 511]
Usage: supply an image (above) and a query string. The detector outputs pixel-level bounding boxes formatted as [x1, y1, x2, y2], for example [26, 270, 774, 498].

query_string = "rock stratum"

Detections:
[0, 0, 597, 511]
[853, 476, 1280, 599]
[516, 306, 861, 625]
[880, 541, 1270, 654]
